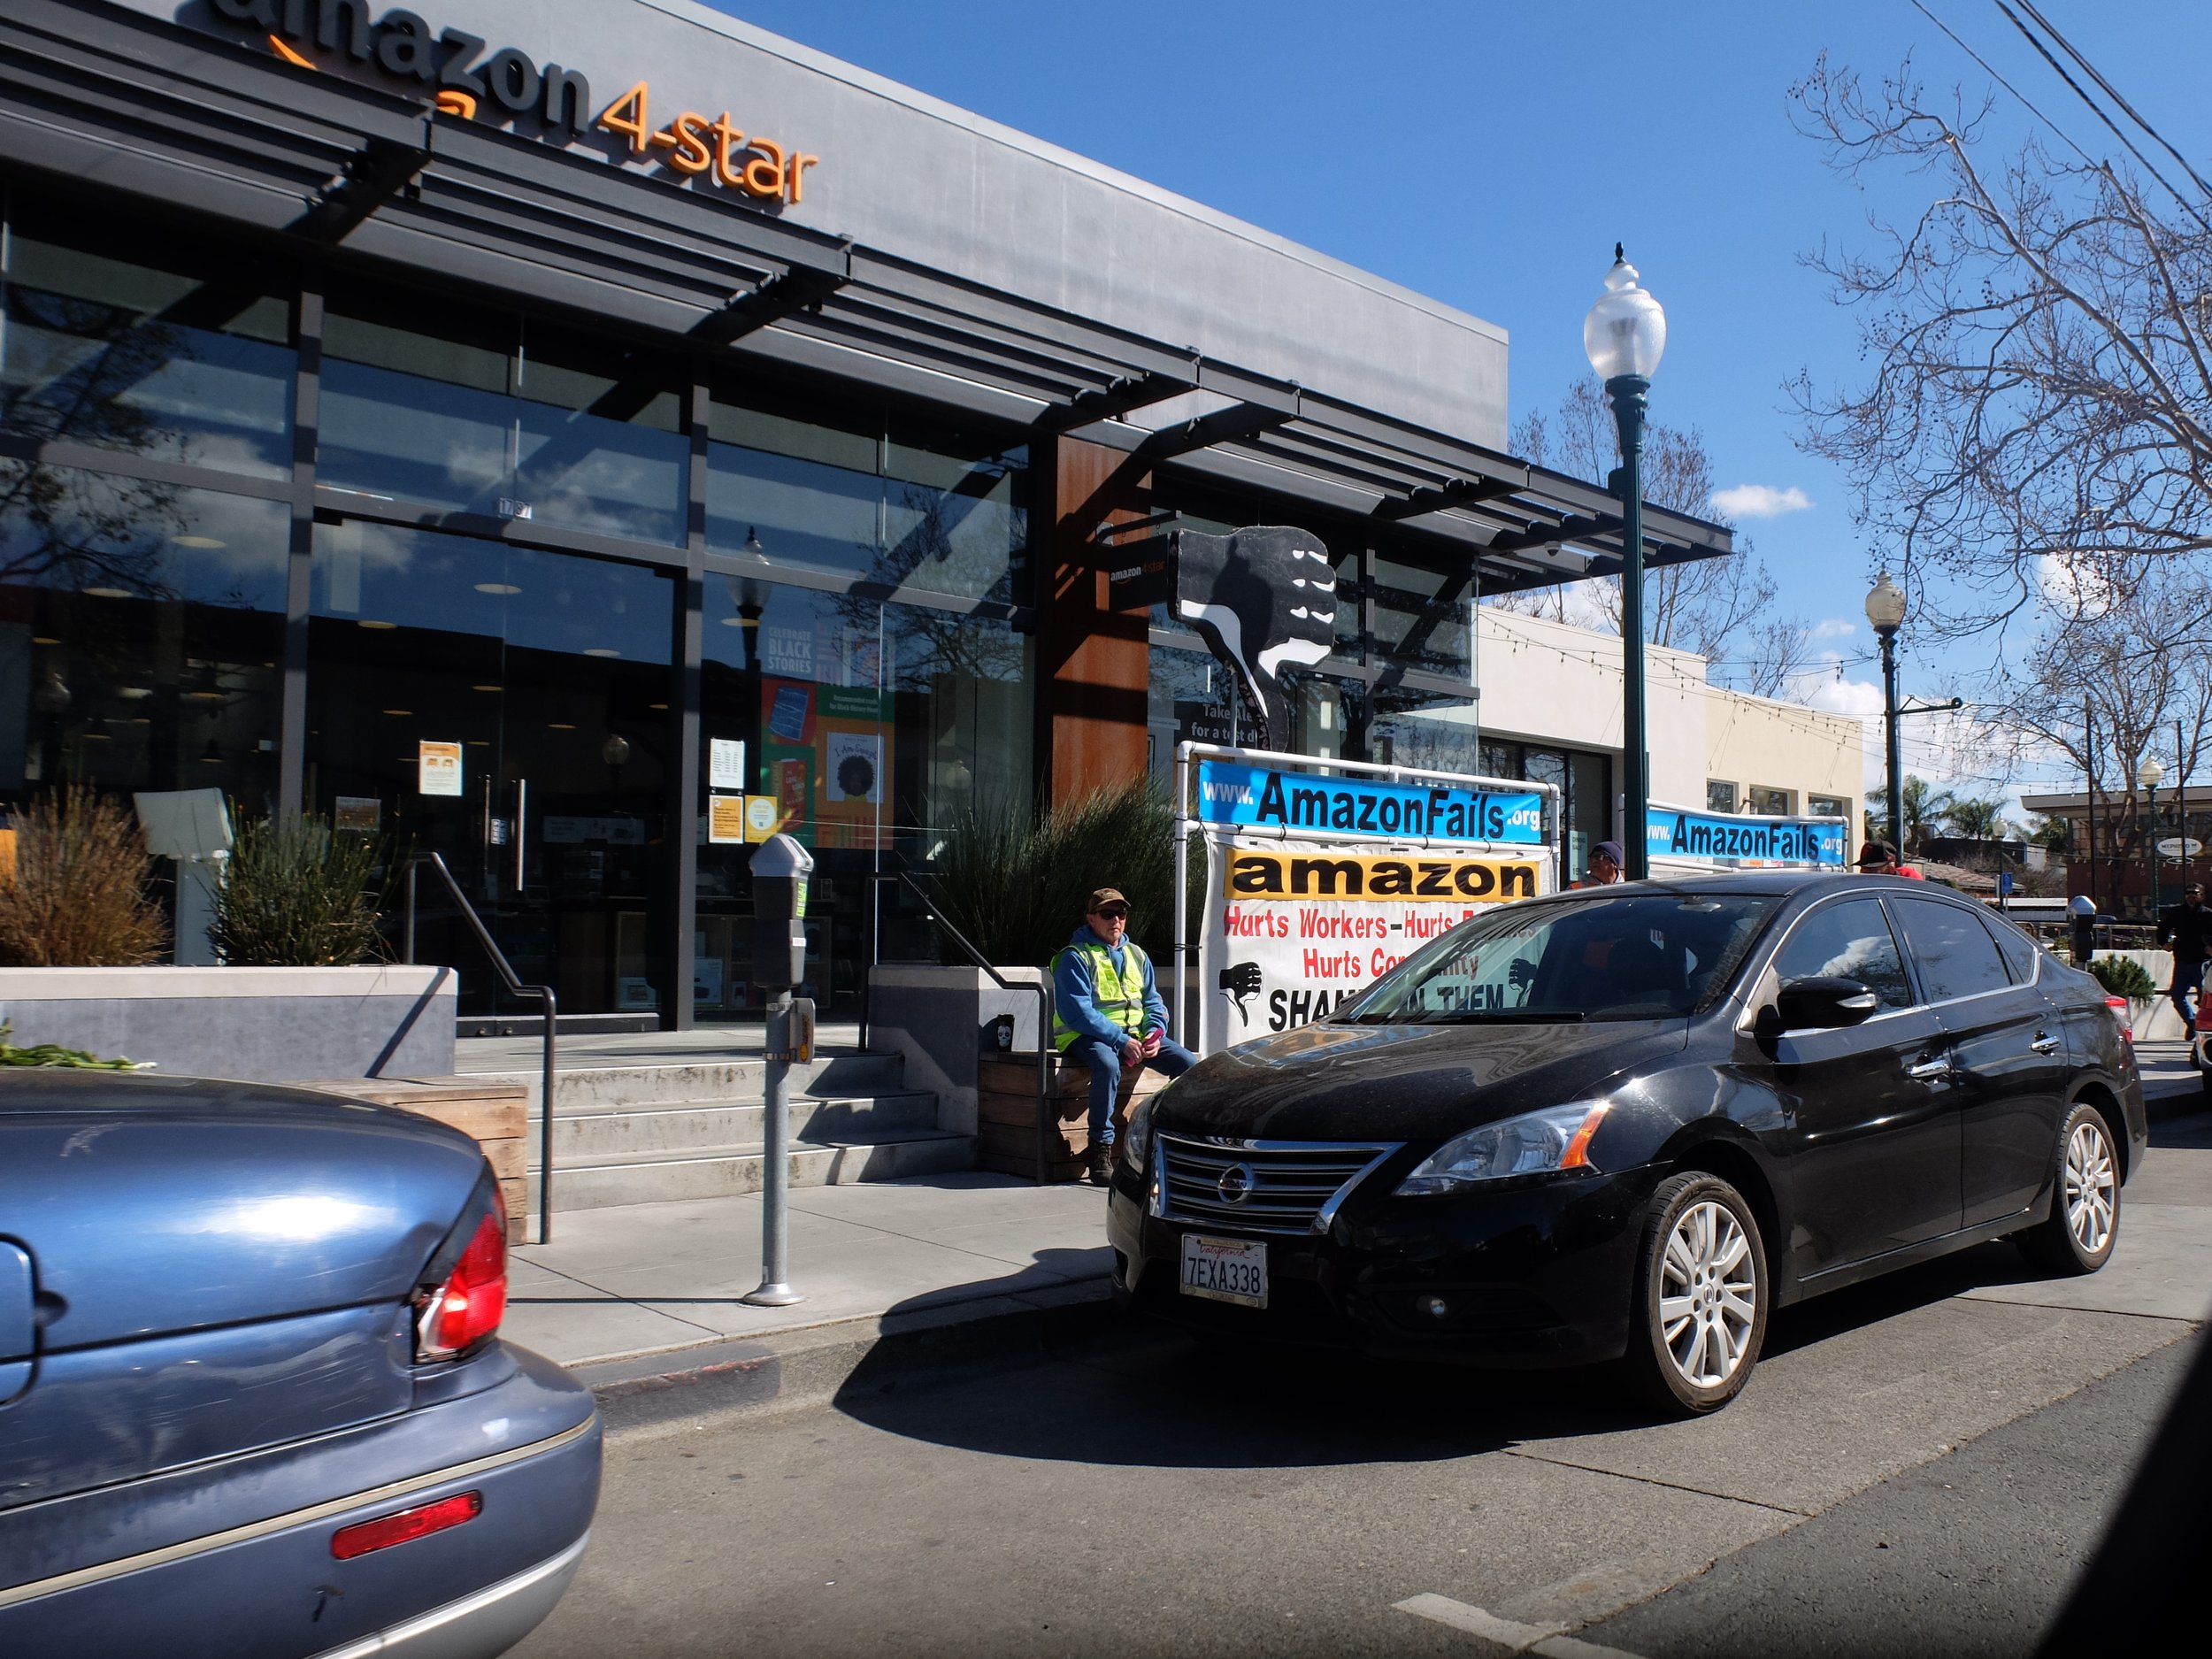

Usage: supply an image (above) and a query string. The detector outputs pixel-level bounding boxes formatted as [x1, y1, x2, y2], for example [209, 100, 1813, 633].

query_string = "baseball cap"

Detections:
[1087, 887, 1129, 913]
[1855, 841, 1900, 867]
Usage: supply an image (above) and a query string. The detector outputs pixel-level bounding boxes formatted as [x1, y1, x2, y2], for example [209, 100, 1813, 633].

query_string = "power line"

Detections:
[1909, 0, 2096, 165]
[2011, 0, 2212, 202]
[1992, 0, 2212, 234]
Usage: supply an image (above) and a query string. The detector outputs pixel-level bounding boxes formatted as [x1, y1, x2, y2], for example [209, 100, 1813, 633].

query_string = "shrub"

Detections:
[930, 780, 1202, 969]
[2087, 955, 2157, 999]
[210, 813, 387, 966]
[0, 787, 166, 966]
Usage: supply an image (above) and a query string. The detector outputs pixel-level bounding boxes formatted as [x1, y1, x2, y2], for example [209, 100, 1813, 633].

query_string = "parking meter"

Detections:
[749, 833, 814, 991]
[2069, 894, 2096, 966]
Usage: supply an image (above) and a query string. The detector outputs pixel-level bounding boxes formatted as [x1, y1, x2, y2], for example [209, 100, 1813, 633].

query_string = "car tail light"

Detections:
[2106, 995, 2133, 1044]
[331, 1491, 482, 1560]
[414, 1187, 507, 1362]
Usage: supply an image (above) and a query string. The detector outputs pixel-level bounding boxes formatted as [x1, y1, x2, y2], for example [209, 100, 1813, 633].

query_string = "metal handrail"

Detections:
[401, 853, 559, 1241]
[864, 871, 1054, 1185]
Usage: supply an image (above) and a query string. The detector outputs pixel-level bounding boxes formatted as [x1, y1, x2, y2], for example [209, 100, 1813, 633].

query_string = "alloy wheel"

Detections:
[2063, 1118, 2116, 1256]
[1658, 1200, 1758, 1389]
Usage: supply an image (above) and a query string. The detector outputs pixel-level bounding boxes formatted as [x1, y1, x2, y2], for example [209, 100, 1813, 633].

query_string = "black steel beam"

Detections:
[1137, 394, 1299, 462]
[1372, 474, 1515, 522]
[1033, 372, 1198, 434]
[288, 135, 430, 243]
[690, 259, 851, 345]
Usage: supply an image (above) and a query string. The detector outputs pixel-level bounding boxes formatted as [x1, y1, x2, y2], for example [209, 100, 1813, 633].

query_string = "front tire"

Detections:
[1619, 1172, 1769, 1416]
[2017, 1102, 2121, 1276]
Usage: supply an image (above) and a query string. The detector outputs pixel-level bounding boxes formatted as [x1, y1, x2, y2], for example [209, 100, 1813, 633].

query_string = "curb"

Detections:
[569, 1276, 1123, 1431]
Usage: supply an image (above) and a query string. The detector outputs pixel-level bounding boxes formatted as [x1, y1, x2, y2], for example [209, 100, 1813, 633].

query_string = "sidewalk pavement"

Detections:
[512, 1041, 2211, 1401]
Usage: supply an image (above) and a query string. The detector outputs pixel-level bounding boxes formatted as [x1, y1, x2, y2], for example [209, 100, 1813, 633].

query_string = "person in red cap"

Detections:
[1049, 887, 1194, 1185]
[1856, 840, 1925, 879]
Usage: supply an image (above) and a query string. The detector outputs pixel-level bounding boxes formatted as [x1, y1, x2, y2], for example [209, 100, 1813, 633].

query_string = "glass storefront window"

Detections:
[1, 199, 294, 480]
[707, 388, 1026, 600]
[0, 464, 286, 806]
[308, 523, 675, 1016]
[1371, 551, 1473, 680]
[320, 288, 685, 543]
[695, 574, 1032, 1017]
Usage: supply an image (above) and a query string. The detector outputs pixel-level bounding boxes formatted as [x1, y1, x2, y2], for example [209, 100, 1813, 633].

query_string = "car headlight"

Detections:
[1121, 1083, 1170, 1169]
[1393, 1102, 1609, 1195]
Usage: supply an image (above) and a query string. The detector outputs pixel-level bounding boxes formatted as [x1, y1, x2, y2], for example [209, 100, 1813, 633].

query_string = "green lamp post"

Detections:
[2141, 756, 2165, 923]
[1585, 246, 1668, 879]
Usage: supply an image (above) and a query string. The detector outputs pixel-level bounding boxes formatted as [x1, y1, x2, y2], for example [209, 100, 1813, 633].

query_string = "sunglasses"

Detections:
[1094, 907, 1129, 919]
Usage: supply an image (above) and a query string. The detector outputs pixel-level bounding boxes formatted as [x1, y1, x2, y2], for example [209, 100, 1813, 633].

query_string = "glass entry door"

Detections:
[308, 523, 674, 1017]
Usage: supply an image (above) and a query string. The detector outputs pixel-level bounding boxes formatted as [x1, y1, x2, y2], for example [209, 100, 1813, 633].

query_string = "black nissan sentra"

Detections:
[1108, 873, 2147, 1413]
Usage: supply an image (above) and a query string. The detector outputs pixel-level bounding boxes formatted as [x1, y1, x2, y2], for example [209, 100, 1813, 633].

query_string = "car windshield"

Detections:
[1337, 889, 1781, 1024]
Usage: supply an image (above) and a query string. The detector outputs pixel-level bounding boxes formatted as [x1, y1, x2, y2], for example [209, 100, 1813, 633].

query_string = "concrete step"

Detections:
[470, 1052, 909, 1112]
[534, 1129, 977, 1212]
[543, 1092, 940, 1160]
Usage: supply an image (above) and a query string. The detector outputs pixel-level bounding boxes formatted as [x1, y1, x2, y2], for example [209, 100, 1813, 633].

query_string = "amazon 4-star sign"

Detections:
[1187, 754, 1555, 1055]
[213, 0, 821, 204]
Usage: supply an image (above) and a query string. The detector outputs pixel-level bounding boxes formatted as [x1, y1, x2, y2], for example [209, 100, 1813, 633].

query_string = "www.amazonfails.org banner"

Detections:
[1199, 835, 1549, 1052]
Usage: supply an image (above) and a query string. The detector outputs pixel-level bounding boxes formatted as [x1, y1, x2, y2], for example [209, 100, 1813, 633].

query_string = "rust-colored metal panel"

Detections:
[1040, 435, 1152, 805]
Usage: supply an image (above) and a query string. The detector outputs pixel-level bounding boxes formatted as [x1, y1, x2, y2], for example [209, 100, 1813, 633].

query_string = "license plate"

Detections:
[1179, 1233, 1268, 1309]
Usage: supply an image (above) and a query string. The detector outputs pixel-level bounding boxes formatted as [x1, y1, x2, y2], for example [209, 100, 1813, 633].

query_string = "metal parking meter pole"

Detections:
[744, 833, 814, 1309]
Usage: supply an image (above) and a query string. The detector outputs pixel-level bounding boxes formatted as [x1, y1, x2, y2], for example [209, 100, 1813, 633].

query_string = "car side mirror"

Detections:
[1772, 976, 1879, 1032]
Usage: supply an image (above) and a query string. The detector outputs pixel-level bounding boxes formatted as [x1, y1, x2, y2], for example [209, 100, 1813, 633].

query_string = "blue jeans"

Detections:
[1066, 1033, 1194, 1146]
[2170, 957, 2206, 1026]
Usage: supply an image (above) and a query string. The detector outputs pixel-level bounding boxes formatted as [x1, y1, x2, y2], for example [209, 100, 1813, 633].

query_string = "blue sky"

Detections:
[707, 2, 2212, 803]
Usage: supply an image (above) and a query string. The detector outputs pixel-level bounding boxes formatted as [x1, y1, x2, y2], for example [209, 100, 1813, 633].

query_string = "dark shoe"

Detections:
[1087, 1143, 1116, 1187]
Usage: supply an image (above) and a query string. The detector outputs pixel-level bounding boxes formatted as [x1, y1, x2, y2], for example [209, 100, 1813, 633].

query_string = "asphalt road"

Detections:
[516, 1098, 2211, 1659]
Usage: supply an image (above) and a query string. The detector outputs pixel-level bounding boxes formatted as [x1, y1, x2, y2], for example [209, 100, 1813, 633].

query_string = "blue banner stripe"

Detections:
[1647, 809, 1849, 869]
[1195, 761, 1546, 847]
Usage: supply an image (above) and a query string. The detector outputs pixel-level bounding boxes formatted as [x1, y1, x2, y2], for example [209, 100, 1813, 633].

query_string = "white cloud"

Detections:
[1711, 484, 1814, 519]
[1810, 617, 1857, 641]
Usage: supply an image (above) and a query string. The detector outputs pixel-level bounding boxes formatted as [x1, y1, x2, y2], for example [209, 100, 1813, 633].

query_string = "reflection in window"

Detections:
[1709, 779, 1739, 813]
[1, 201, 294, 479]
[707, 389, 1027, 600]
[1, 464, 287, 804]
[1770, 898, 1913, 1010]
[1371, 552, 1473, 680]
[320, 288, 685, 542]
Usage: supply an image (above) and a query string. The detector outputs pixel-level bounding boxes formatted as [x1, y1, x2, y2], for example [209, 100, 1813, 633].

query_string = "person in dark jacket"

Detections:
[2154, 882, 2210, 1025]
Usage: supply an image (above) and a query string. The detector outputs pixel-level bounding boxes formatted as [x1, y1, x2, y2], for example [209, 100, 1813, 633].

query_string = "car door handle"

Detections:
[2031, 1033, 2061, 1055]
[1907, 1056, 1952, 1079]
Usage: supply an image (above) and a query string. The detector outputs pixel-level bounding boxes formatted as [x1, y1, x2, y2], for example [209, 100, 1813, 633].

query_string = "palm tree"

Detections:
[1864, 775, 1955, 854]
[1942, 797, 2013, 841]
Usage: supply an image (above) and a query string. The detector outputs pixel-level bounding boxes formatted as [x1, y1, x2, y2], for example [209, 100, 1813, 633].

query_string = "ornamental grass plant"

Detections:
[930, 779, 1200, 969]
[209, 812, 388, 967]
[0, 786, 167, 966]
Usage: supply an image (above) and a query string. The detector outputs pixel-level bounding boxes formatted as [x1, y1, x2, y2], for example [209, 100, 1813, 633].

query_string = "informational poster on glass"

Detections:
[333, 795, 380, 832]
[417, 741, 463, 797]
[709, 738, 747, 793]
[1184, 753, 1559, 1056]
[707, 795, 749, 844]
[743, 795, 780, 841]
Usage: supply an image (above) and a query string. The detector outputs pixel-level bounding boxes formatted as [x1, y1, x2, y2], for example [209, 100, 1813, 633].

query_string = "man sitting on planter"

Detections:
[1052, 887, 1195, 1186]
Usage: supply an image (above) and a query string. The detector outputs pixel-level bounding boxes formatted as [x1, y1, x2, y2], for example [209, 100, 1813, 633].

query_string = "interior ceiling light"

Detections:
[584, 648, 620, 657]
[357, 619, 398, 630]
[472, 684, 503, 693]
[547, 722, 576, 730]
[117, 687, 151, 700]
[382, 709, 412, 717]
[173, 534, 227, 549]
[473, 582, 522, 595]
[83, 586, 132, 600]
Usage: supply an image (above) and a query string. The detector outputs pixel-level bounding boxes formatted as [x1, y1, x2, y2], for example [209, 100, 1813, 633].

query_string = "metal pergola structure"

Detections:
[0, 0, 1733, 599]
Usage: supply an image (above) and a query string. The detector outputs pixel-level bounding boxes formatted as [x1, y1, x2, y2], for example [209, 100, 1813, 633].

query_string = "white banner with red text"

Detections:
[1197, 833, 1553, 1053]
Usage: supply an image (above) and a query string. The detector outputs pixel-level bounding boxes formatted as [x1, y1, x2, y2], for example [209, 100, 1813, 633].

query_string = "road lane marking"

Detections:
[1393, 1594, 1648, 1658]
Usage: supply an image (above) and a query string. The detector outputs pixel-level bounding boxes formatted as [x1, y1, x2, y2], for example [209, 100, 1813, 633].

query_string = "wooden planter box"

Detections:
[976, 1051, 1171, 1180]
[296, 1075, 529, 1243]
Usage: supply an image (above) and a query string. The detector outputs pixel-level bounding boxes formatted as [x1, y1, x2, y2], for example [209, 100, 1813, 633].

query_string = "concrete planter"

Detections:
[866, 964, 1049, 1137]
[0, 964, 456, 1081]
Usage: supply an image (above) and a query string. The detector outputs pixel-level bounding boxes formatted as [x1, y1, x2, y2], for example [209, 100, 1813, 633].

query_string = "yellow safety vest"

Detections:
[1050, 937, 1151, 1052]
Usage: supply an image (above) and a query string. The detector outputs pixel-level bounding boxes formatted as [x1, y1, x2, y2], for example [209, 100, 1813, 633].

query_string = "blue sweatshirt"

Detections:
[1052, 924, 1170, 1048]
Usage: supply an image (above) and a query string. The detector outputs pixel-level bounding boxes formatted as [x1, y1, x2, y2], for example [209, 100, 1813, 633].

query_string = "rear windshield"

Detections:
[1336, 891, 1781, 1024]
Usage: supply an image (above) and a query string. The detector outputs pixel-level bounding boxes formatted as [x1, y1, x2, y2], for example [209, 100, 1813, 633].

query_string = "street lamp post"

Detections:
[1586, 246, 1667, 880]
[1865, 573, 1907, 853]
[2140, 757, 2165, 923]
